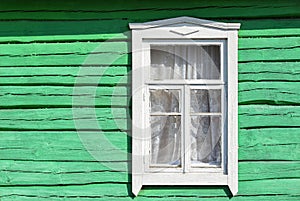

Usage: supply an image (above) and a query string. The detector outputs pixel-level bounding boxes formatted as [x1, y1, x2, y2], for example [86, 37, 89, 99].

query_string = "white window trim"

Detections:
[129, 16, 240, 196]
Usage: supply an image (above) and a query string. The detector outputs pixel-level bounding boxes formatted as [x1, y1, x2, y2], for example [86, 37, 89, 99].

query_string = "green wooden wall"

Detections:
[0, 0, 299, 200]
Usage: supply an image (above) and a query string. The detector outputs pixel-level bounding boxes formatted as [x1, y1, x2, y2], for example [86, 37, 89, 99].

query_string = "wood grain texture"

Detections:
[0, 53, 129, 66]
[1, 49, 299, 67]
[238, 82, 300, 105]
[0, 179, 298, 198]
[0, 42, 128, 56]
[0, 0, 299, 20]
[0, 108, 129, 130]
[239, 105, 300, 128]
[0, 66, 130, 85]
[0, 19, 298, 43]
[238, 62, 300, 82]
[0, 196, 299, 201]
[2, 105, 300, 130]
[0, 130, 298, 161]
[0, 159, 298, 185]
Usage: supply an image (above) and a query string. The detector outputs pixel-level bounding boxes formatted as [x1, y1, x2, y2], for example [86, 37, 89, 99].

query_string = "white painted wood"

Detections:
[143, 173, 227, 185]
[183, 85, 189, 173]
[131, 30, 146, 197]
[130, 17, 240, 196]
[227, 30, 239, 196]
[129, 16, 240, 30]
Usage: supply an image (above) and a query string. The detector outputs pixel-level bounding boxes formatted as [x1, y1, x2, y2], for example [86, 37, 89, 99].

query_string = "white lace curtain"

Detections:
[150, 45, 222, 166]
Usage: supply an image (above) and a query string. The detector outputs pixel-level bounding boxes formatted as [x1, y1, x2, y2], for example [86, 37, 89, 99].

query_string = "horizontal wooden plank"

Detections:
[1, 81, 299, 107]
[0, 159, 128, 173]
[239, 37, 300, 49]
[239, 128, 300, 147]
[239, 126, 299, 164]
[0, 19, 299, 43]
[239, 47, 300, 62]
[239, 128, 300, 161]
[239, 105, 300, 128]
[0, 62, 298, 85]
[1, 47, 298, 66]
[0, 33, 129, 43]
[0, 95, 129, 107]
[0, 66, 129, 76]
[0, 86, 128, 96]
[0, 131, 128, 151]
[0, 66, 130, 85]
[0, 108, 129, 130]
[0, 159, 298, 186]
[239, 144, 299, 161]
[0, 128, 299, 162]
[1, 0, 298, 12]
[0, 179, 298, 198]
[1, 106, 299, 130]
[239, 28, 300, 37]
[0, 196, 299, 201]
[237, 19, 300, 37]
[0, 53, 129, 66]
[238, 82, 300, 105]
[238, 62, 300, 82]
[0, 169, 128, 186]
[0, 36, 298, 57]
[0, 131, 129, 162]
[0, 20, 130, 38]
[0, 37, 298, 59]
[0, 0, 299, 20]
[0, 42, 128, 56]
[237, 19, 300, 31]
[0, 75, 129, 86]
[239, 161, 300, 181]
[0, 28, 298, 43]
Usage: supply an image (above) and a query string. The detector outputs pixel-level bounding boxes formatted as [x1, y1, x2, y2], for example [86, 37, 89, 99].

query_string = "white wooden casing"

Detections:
[129, 16, 240, 196]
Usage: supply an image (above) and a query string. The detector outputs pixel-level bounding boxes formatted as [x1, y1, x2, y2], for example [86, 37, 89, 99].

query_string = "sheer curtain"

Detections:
[190, 89, 221, 165]
[150, 45, 220, 80]
[150, 89, 181, 166]
[150, 45, 221, 166]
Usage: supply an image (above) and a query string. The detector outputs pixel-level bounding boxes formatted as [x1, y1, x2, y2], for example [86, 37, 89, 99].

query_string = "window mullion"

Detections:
[183, 84, 190, 173]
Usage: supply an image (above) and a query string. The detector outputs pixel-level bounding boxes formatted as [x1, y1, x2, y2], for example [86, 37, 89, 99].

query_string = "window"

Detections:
[129, 17, 240, 196]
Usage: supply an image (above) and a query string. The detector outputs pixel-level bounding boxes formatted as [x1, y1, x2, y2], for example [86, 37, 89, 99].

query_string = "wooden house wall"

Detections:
[0, 0, 299, 200]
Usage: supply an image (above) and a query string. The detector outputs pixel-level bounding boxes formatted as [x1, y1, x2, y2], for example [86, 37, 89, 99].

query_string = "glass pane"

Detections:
[150, 115, 181, 166]
[150, 45, 220, 80]
[190, 116, 221, 166]
[150, 89, 181, 113]
[195, 46, 220, 79]
[190, 89, 221, 113]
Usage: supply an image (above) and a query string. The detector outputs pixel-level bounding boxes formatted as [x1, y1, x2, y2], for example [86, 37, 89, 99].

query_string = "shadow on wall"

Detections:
[0, 0, 300, 38]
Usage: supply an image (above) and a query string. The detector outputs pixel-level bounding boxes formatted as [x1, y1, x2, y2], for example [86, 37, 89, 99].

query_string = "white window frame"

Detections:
[129, 16, 240, 196]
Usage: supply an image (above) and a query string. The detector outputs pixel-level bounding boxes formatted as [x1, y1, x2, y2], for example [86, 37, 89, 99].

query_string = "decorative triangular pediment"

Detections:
[129, 16, 240, 30]
[169, 27, 199, 36]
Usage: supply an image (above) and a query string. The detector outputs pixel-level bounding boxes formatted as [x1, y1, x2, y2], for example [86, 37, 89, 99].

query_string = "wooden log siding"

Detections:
[0, 0, 299, 200]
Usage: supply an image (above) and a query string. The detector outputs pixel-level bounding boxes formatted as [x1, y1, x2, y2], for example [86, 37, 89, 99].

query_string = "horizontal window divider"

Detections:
[190, 112, 222, 116]
[191, 164, 222, 168]
[150, 113, 182, 116]
[149, 164, 181, 168]
[147, 81, 225, 85]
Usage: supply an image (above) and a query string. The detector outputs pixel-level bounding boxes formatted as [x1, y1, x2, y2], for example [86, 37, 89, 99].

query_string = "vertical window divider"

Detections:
[183, 84, 190, 173]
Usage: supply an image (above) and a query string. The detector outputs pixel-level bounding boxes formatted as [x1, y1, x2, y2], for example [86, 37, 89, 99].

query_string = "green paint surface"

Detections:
[0, 0, 299, 200]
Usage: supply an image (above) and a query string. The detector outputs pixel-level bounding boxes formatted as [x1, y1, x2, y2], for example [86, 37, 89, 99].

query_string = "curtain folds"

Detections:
[150, 45, 220, 80]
